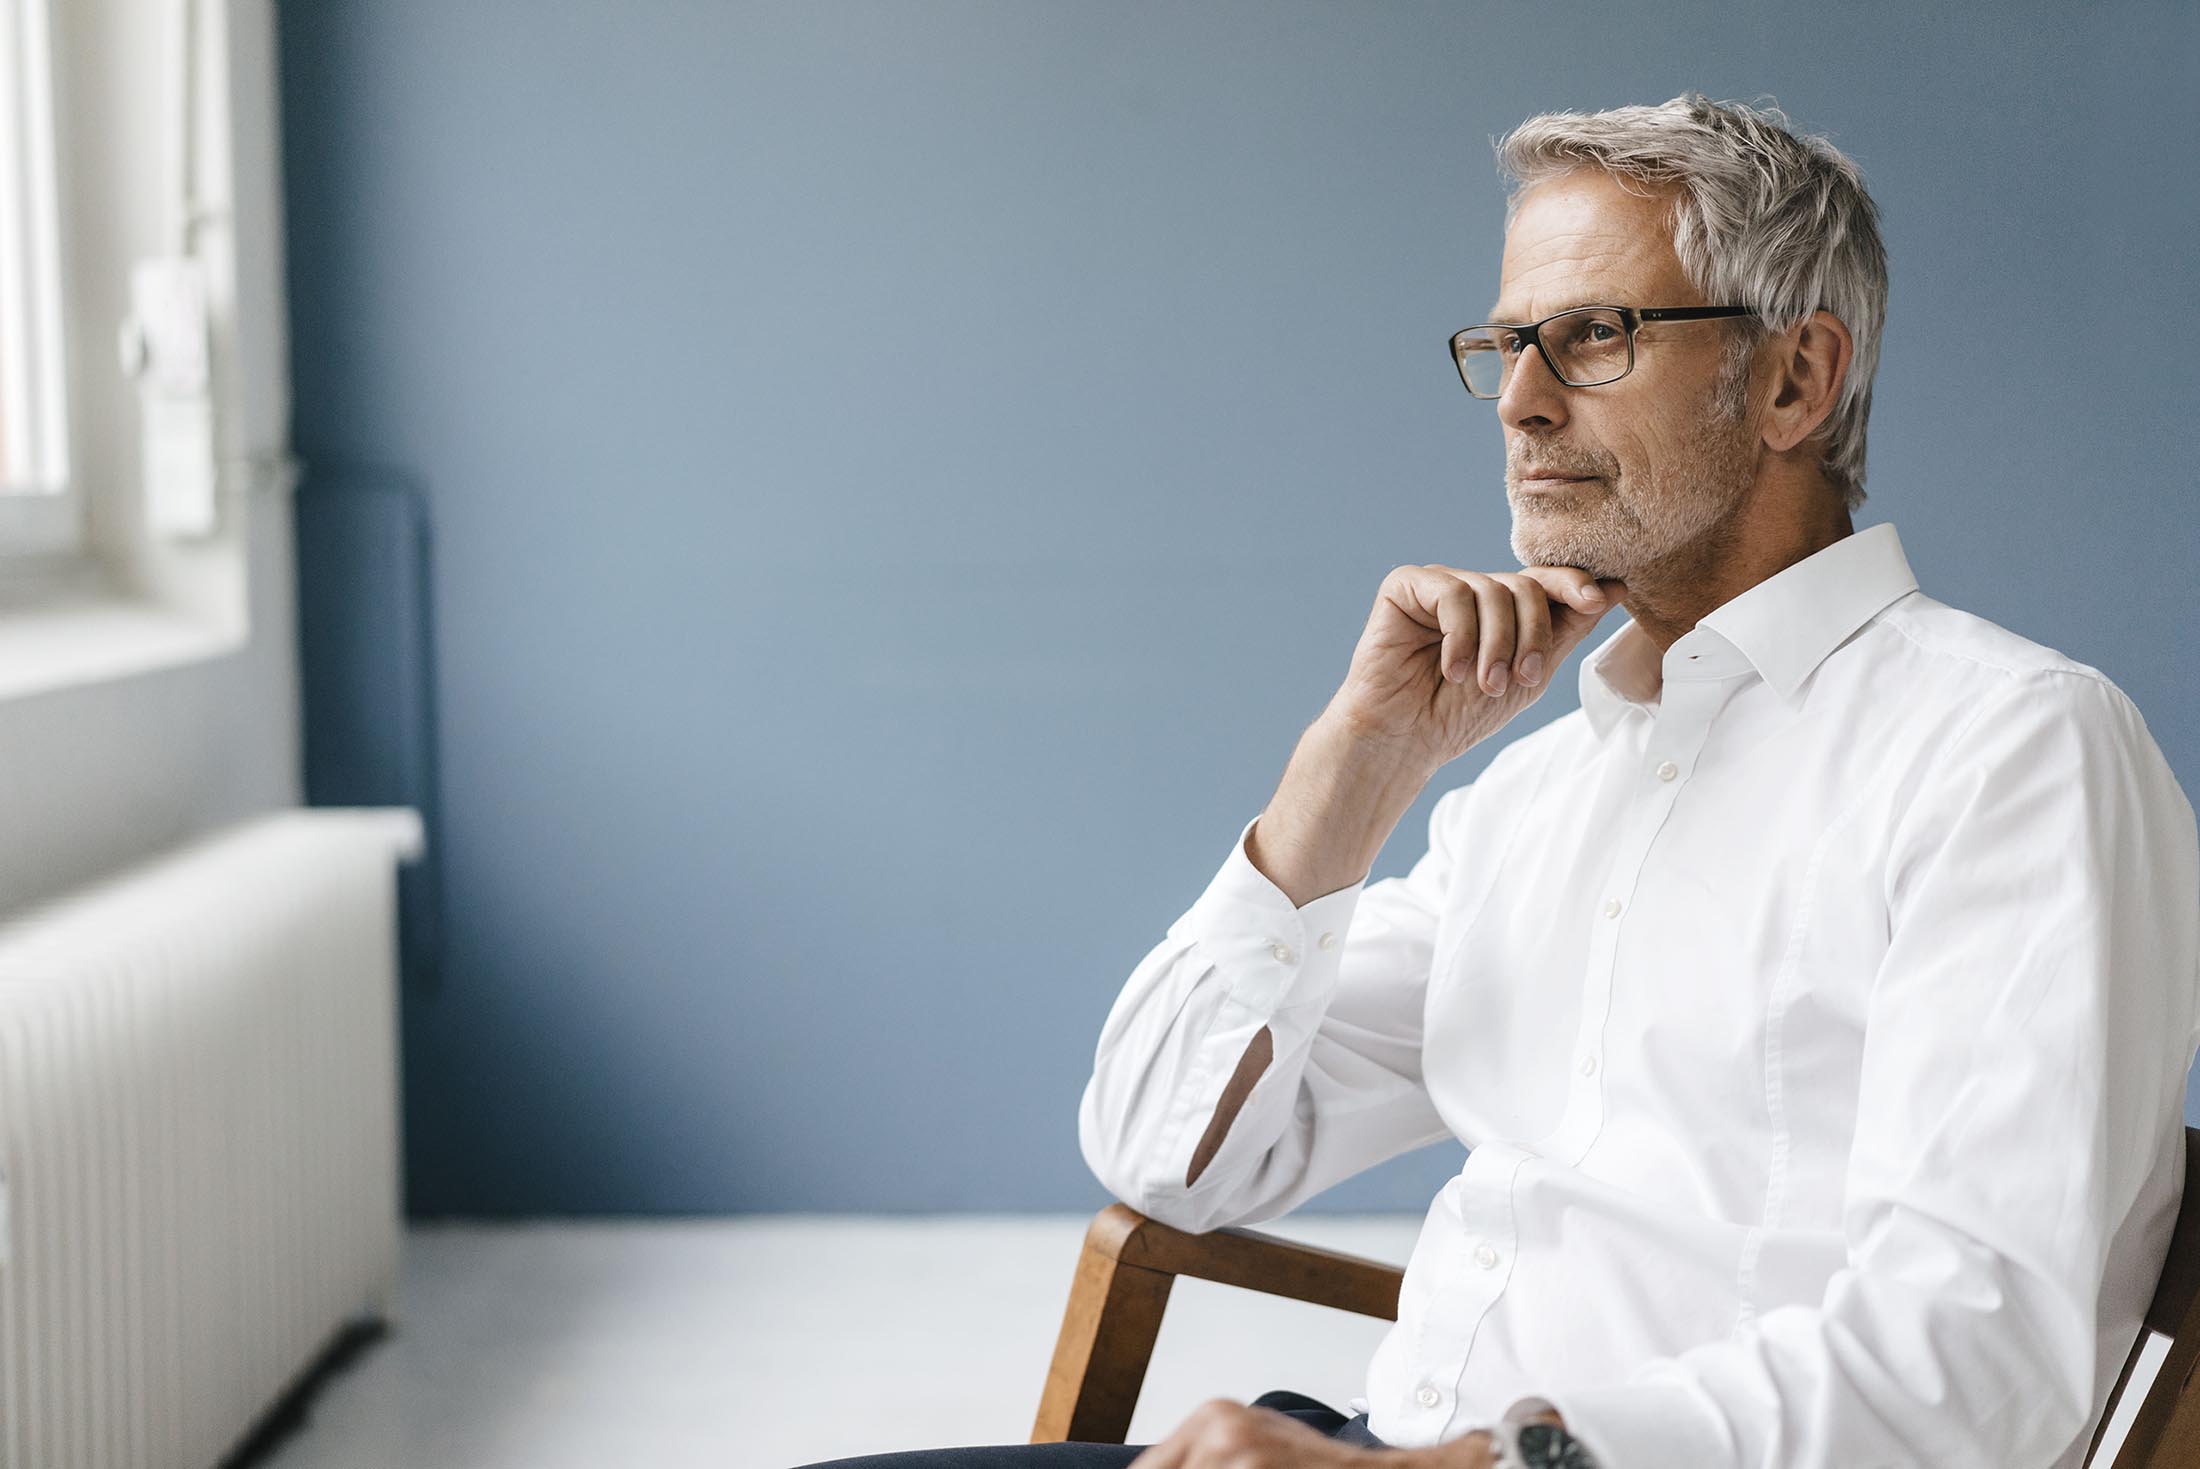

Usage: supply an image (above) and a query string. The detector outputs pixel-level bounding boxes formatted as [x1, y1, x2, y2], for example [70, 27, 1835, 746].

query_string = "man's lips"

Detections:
[1516, 472, 1599, 490]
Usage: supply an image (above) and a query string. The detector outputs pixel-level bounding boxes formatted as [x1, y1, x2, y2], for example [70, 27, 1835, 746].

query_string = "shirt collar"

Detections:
[1576, 521, 1920, 740]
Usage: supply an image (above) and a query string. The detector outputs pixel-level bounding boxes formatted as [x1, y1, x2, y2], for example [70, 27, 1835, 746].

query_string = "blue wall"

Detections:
[276, 1, 2200, 1216]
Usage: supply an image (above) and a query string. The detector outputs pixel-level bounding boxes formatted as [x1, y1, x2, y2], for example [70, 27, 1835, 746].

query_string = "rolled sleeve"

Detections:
[1079, 787, 1473, 1234]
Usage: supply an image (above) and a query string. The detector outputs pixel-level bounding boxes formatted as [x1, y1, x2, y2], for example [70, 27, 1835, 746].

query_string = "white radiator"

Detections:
[0, 806, 422, 1469]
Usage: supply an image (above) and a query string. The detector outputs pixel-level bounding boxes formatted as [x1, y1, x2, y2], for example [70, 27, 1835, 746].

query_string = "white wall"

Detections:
[0, 0, 298, 915]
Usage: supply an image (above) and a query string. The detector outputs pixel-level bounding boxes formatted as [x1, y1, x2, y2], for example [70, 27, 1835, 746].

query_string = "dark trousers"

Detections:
[791, 1390, 1391, 1467]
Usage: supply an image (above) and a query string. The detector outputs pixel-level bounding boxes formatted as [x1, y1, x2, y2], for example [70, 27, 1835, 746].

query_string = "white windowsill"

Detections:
[0, 452, 289, 702]
[0, 574, 244, 702]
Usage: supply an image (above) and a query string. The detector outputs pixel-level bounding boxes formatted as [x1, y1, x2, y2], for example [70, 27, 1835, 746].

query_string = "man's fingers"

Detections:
[1547, 594, 1615, 664]
[1125, 1434, 1184, 1469]
[1419, 564, 1526, 694]
[1501, 574, 1553, 686]
[1515, 566, 1627, 661]
[1397, 566, 1483, 689]
[1436, 578, 1480, 689]
[1400, 562, 1626, 695]
[1515, 563, 1607, 613]
[1127, 1400, 1247, 1469]
[1466, 575, 1517, 695]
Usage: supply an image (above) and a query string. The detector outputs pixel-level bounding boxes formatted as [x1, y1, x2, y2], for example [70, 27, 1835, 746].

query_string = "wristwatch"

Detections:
[1492, 1416, 1600, 1469]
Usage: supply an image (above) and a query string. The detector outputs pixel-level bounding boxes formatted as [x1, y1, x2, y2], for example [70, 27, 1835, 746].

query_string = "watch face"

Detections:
[1516, 1422, 1597, 1469]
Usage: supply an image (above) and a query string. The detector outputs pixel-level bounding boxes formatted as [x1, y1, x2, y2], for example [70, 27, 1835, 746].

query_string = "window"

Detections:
[0, 0, 74, 558]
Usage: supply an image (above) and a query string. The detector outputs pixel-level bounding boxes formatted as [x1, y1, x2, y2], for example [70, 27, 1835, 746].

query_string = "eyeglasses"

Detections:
[1450, 304, 1756, 399]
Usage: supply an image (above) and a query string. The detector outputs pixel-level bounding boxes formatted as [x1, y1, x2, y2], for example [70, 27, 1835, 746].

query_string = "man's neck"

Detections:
[1619, 477, 1855, 657]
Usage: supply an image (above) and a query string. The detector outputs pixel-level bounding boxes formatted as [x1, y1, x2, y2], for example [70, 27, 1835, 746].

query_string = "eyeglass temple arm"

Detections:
[1632, 306, 1756, 323]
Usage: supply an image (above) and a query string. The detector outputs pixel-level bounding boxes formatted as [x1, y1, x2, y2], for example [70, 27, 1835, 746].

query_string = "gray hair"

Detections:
[1493, 94, 1887, 512]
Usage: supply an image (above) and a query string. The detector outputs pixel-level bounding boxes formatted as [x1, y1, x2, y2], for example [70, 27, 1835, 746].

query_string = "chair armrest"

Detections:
[1096, 1202, 1406, 1319]
[1031, 1203, 1405, 1444]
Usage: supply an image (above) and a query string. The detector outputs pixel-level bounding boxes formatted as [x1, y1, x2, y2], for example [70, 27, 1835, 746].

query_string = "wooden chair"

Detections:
[1034, 1127, 2200, 1466]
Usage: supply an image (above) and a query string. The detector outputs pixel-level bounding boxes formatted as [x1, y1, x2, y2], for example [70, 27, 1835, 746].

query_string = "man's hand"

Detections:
[1324, 564, 1625, 773]
[1245, 564, 1627, 908]
[1408, 1408, 1566, 1468]
[1125, 1399, 1393, 1469]
[1123, 1398, 1539, 1469]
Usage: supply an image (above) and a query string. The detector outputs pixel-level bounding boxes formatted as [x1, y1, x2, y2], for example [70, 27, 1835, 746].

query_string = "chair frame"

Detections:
[1034, 1127, 2200, 1466]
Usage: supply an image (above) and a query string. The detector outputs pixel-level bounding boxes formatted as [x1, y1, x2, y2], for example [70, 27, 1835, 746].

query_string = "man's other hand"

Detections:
[1123, 1398, 1502, 1469]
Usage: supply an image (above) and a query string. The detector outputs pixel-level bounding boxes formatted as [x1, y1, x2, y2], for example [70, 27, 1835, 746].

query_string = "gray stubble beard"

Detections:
[1505, 358, 1760, 582]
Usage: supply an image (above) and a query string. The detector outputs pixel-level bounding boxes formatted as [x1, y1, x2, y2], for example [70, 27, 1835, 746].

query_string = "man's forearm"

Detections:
[1246, 715, 1434, 908]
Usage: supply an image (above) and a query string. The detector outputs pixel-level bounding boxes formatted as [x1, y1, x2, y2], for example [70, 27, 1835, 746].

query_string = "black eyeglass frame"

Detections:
[1450, 304, 1757, 398]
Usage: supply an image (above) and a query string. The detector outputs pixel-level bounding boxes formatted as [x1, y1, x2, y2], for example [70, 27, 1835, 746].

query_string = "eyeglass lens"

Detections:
[1455, 307, 1632, 396]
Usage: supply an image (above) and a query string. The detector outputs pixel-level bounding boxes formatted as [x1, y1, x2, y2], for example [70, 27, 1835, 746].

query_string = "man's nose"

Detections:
[1499, 343, 1569, 430]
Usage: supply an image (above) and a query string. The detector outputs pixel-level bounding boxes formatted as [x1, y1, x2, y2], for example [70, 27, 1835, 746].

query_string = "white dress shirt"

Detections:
[1078, 522, 2200, 1468]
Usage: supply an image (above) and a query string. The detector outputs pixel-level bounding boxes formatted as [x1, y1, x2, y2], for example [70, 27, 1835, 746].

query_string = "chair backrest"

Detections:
[2088, 1125, 2200, 1467]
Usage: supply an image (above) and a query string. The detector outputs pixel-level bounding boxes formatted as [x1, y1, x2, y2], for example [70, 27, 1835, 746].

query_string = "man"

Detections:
[806, 93, 2200, 1469]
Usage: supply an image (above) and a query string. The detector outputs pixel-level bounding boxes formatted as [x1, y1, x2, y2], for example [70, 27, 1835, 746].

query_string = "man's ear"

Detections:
[1761, 309, 1854, 456]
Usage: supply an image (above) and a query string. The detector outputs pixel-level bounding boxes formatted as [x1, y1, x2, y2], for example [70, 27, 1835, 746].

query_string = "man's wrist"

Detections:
[1250, 716, 1433, 906]
[1494, 1409, 1596, 1469]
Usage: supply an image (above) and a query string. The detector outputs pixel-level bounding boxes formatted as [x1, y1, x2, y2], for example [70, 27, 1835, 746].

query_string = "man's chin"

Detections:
[1509, 519, 1625, 582]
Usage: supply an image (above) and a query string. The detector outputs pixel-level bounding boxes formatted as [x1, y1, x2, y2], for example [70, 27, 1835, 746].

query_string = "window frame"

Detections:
[0, 0, 76, 555]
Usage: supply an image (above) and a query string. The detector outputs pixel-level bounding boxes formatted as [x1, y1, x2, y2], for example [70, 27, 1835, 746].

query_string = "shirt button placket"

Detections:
[1413, 1145, 1521, 1433]
[1565, 728, 1686, 1161]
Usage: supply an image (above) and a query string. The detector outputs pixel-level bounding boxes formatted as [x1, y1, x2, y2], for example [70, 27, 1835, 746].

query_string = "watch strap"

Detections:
[1493, 1416, 1599, 1469]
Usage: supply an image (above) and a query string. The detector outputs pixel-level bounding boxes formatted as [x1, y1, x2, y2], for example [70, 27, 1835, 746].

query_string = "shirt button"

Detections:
[1656, 760, 1678, 782]
[1473, 1240, 1499, 1269]
[1416, 1382, 1442, 1408]
[1580, 1053, 1600, 1076]
[1602, 898, 1622, 919]
[1317, 931, 1338, 950]
[1270, 941, 1295, 964]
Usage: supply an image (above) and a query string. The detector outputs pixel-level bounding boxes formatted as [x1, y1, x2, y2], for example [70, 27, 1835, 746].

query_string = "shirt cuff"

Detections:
[1169, 815, 1367, 1013]
[1500, 1376, 1733, 1469]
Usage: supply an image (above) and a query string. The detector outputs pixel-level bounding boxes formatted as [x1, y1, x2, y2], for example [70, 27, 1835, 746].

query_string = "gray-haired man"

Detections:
[805, 93, 2200, 1469]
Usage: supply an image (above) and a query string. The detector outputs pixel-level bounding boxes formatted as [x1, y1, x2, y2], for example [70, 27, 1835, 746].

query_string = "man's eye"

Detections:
[1584, 322, 1620, 342]
[1497, 333, 1526, 354]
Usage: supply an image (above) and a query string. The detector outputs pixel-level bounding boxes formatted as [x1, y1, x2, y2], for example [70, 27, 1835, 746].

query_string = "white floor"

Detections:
[253, 1216, 2167, 1469]
[251, 1214, 1422, 1469]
